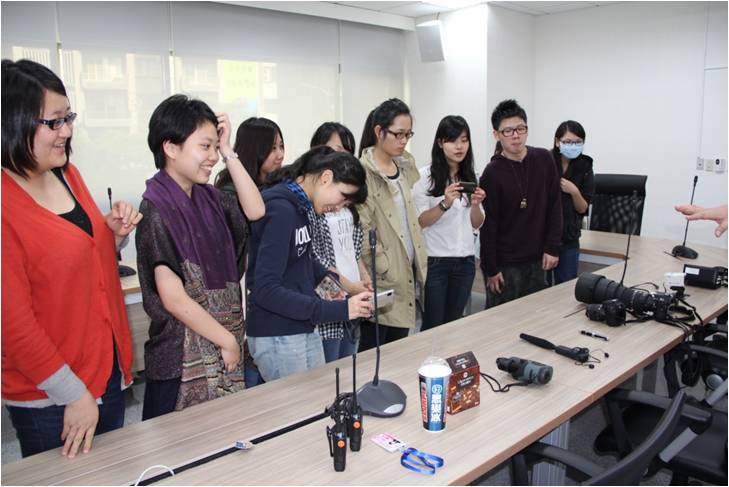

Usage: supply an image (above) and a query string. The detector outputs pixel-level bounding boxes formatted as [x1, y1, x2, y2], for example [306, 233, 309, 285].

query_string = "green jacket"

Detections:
[357, 147, 428, 329]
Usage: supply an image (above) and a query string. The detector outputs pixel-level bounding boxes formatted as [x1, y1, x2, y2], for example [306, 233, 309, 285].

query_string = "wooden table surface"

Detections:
[3, 231, 726, 485]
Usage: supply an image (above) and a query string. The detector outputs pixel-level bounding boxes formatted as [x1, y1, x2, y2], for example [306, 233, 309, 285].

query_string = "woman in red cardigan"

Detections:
[1, 59, 142, 458]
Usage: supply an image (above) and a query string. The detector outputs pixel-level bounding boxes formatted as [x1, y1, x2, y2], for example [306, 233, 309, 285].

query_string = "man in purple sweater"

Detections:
[478, 99, 563, 308]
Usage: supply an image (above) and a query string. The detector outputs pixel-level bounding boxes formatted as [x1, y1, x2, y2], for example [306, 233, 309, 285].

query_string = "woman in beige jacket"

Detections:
[356, 98, 428, 350]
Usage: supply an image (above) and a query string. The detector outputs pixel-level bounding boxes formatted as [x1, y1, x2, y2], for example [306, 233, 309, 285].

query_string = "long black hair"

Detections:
[552, 120, 586, 150]
[268, 145, 368, 206]
[2, 59, 71, 178]
[552, 120, 587, 179]
[311, 122, 356, 155]
[428, 115, 476, 198]
[310, 122, 363, 223]
[215, 117, 283, 188]
[358, 98, 411, 158]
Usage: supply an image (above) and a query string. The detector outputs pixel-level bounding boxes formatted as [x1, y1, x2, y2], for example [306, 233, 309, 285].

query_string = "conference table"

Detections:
[2, 231, 726, 485]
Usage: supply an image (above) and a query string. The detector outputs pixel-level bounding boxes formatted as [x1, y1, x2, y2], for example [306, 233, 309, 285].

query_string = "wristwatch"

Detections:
[438, 201, 450, 212]
[221, 151, 239, 164]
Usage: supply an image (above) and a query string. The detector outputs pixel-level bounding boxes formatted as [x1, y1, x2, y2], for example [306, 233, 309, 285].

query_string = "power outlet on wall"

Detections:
[715, 158, 726, 173]
[705, 158, 714, 172]
[696, 157, 704, 170]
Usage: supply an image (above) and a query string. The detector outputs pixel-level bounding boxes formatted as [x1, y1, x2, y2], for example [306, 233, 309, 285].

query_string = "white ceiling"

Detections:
[488, 1, 620, 16]
[329, 1, 620, 18]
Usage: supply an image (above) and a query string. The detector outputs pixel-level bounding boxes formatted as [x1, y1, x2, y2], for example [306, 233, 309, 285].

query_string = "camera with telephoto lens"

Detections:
[575, 273, 675, 320]
[585, 299, 626, 326]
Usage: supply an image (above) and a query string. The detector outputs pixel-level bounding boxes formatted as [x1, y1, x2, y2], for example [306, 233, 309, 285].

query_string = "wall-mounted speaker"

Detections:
[416, 21, 445, 63]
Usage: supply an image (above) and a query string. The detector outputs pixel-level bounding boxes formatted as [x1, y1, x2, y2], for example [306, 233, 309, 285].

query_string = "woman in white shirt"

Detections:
[413, 116, 485, 330]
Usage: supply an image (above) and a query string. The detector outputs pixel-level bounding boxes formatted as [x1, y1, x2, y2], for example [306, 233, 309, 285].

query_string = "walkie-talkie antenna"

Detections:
[107, 187, 113, 211]
[352, 354, 357, 406]
[619, 190, 639, 286]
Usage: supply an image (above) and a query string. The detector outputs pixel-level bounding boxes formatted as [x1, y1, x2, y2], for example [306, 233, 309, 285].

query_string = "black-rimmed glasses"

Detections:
[498, 125, 527, 137]
[37, 112, 77, 130]
[386, 129, 414, 141]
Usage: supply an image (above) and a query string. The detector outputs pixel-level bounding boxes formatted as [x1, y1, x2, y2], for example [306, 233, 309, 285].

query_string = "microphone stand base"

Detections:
[356, 380, 406, 417]
[672, 245, 698, 260]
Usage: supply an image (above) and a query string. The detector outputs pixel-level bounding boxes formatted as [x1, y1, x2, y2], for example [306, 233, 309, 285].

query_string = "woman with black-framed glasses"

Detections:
[2, 59, 142, 458]
[356, 98, 428, 350]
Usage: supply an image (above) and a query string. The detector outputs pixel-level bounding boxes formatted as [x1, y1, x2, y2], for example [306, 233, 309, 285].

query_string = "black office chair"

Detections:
[588, 174, 647, 235]
[594, 337, 727, 485]
[510, 390, 691, 485]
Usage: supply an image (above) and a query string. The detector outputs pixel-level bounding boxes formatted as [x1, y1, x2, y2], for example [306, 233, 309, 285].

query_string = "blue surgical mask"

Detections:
[559, 143, 583, 160]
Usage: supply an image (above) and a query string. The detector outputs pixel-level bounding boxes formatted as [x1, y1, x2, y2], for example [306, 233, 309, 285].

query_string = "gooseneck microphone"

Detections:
[356, 228, 406, 417]
[672, 176, 699, 259]
[108, 187, 136, 277]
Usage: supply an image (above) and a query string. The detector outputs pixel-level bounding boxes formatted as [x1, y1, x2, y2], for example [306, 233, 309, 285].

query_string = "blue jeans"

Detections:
[322, 322, 360, 363]
[6, 355, 125, 458]
[244, 359, 266, 388]
[248, 332, 325, 382]
[552, 241, 580, 285]
[422, 256, 476, 331]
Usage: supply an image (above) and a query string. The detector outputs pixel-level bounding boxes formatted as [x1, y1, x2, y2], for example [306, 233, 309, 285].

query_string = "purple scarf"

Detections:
[143, 170, 238, 290]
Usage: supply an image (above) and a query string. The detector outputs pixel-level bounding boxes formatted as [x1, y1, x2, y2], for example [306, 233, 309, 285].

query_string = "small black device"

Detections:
[683, 264, 727, 289]
[496, 356, 552, 384]
[459, 181, 477, 195]
[585, 298, 627, 326]
[520, 333, 590, 363]
[325, 354, 364, 472]
[326, 368, 348, 472]
[671, 176, 699, 259]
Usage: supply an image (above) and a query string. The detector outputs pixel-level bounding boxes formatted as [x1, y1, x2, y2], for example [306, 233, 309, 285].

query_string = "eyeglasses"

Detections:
[386, 129, 415, 141]
[498, 125, 528, 137]
[37, 112, 77, 130]
[559, 140, 583, 146]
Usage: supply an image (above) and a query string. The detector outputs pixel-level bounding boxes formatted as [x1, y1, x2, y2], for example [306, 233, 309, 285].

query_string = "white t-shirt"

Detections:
[325, 208, 360, 283]
[412, 166, 482, 258]
[387, 171, 415, 264]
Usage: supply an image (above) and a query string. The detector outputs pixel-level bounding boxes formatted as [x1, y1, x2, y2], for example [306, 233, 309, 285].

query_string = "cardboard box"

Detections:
[446, 351, 480, 415]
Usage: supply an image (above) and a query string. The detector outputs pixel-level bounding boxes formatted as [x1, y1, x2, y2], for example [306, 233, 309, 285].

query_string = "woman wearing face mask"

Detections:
[551, 120, 594, 284]
[357, 98, 428, 349]
[413, 115, 485, 330]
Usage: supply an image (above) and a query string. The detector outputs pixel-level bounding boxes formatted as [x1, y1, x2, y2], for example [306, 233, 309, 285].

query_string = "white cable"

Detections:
[134, 464, 175, 486]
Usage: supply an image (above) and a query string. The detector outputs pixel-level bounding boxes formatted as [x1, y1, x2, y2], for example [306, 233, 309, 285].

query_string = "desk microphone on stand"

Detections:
[108, 187, 136, 277]
[356, 229, 406, 417]
[672, 176, 699, 259]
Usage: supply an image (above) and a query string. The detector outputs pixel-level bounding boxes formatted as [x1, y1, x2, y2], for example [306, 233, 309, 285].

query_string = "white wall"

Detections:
[486, 4, 535, 164]
[404, 4, 489, 172]
[531, 1, 727, 249]
[1, 1, 407, 262]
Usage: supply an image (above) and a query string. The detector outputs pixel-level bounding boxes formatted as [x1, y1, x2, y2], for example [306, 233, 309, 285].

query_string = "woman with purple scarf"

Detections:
[135, 95, 264, 420]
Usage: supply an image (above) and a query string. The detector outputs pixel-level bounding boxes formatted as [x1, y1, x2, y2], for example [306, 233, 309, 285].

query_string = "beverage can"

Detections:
[418, 356, 451, 432]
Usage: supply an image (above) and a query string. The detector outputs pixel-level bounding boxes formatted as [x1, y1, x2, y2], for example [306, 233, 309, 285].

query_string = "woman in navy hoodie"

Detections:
[246, 146, 374, 381]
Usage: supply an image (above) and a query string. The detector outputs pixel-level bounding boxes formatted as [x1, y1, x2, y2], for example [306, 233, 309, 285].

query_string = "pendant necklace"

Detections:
[508, 159, 529, 209]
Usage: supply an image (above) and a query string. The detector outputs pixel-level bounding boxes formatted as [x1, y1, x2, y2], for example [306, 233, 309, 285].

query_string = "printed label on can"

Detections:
[419, 374, 447, 431]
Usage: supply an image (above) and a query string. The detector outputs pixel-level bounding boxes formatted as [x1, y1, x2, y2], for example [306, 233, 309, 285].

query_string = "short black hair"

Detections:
[147, 94, 218, 169]
[310, 122, 356, 155]
[1, 59, 71, 178]
[491, 99, 527, 130]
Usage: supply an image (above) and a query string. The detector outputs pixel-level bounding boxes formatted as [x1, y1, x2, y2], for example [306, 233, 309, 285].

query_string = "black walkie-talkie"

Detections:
[347, 354, 363, 452]
[326, 368, 347, 472]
